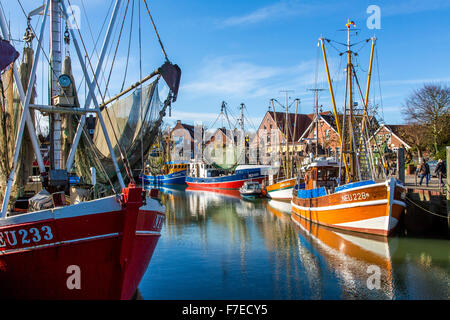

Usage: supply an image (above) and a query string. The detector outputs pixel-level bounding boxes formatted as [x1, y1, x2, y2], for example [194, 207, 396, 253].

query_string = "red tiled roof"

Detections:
[267, 111, 332, 143]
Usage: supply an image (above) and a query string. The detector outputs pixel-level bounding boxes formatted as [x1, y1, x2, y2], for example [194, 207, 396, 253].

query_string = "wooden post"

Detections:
[397, 148, 405, 184]
[446, 146, 449, 228]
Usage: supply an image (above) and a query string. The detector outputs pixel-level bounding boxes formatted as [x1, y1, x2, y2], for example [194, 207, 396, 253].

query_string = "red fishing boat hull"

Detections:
[0, 186, 165, 299]
[186, 177, 264, 190]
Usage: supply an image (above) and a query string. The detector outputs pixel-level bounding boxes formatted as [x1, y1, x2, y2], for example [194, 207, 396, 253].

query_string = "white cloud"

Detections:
[181, 55, 336, 100]
[220, 0, 329, 27]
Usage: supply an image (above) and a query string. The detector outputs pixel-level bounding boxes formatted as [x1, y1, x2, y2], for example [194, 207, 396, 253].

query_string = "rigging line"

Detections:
[100, 8, 123, 101]
[72, 112, 117, 193]
[353, 39, 370, 54]
[77, 0, 114, 95]
[314, 44, 320, 93]
[14, 0, 80, 147]
[138, 0, 144, 184]
[226, 105, 239, 128]
[100, 0, 130, 103]
[95, 0, 127, 102]
[244, 107, 257, 132]
[14, 0, 71, 102]
[326, 40, 344, 55]
[142, 0, 169, 62]
[223, 104, 234, 133]
[120, 0, 134, 93]
[66, 0, 135, 184]
[330, 38, 368, 48]
[375, 46, 385, 122]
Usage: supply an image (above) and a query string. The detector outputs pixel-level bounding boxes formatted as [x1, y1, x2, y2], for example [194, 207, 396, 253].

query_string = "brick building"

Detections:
[370, 124, 411, 152]
[170, 120, 195, 160]
[250, 110, 319, 160]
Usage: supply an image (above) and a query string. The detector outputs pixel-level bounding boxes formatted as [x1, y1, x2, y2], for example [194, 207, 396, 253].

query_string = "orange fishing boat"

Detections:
[291, 22, 406, 237]
[291, 159, 406, 236]
[265, 177, 297, 201]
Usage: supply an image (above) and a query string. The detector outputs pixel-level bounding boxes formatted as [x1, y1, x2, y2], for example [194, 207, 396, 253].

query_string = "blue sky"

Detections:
[2, 0, 450, 131]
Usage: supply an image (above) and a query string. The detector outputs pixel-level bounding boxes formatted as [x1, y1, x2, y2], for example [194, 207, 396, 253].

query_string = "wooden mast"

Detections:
[346, 24, 354, 181]
[319, 38, 350, 182]
[291, 98, 299, 177]
[270, 99, 281, 180]
[359, 37, 376, 150]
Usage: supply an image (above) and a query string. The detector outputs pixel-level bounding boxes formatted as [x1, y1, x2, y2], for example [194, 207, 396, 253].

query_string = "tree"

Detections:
[397, 123, 429, 161]
[403, 83, 450, 156]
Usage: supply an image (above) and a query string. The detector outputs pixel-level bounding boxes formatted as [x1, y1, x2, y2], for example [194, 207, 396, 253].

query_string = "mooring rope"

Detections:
[405, 196, 448, 219]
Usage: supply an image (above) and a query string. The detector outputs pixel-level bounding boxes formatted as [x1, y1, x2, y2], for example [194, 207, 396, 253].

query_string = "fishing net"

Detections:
[74, 78, 164, 190]
[0, 47, 35, 208]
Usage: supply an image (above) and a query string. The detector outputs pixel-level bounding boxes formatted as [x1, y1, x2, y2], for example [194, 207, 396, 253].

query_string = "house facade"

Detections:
[250, 110, 318, 163]
[171, 120, 195, 160]
[370, 124, 411, 152]
[298, 111, 341, 156]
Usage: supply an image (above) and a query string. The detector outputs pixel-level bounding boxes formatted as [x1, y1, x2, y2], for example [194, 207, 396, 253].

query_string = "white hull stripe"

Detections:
[291, 199, 406, 212]
[136, 230, 161, 235]
[1, 197, 165, 228]
[0, 230, 161, 255]
[334, 216, 399, 232]
[291, 217, 391, 259]
[333, 180, 406, 195]
[1, 232, 119, 255]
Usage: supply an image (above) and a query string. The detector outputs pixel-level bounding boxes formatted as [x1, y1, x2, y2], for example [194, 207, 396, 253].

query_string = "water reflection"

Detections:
[140, 186, 449, 300]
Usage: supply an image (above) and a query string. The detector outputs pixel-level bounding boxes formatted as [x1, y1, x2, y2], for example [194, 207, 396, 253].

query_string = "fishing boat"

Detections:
[186, 163, 270, 189]
[0, 0, 180, 299]
[239, 181, 262, 199]
[263, 96, 304, 201]
[186, 102, 270, 189]
[143, 161, 188, 185]
[185, 186, 241, 200]
[143, 123, 188, 185]
[265, 177, 297, 200]
[291, 21, 406, 237]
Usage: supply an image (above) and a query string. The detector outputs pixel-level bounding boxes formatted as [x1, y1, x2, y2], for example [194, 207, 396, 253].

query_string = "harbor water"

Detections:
[139, 186, 449, 300]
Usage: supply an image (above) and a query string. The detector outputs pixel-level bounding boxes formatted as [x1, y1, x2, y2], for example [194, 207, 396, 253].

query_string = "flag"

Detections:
[0, 39, 19, 72]
[346, 20, 356, 29]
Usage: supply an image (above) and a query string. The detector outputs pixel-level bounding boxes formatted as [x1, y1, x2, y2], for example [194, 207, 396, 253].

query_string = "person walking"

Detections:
[417, 159, 430, 187]
[376, 160, 383, 179]
[435, 159, 446, 187]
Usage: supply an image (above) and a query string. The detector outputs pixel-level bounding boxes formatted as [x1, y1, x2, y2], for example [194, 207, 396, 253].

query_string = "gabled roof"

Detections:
[263, 111, 329, 143]
[370, 124, 411, 149]
[299, 112, 380, 141]
[298, 111, 336, 141]
[204, 127, 235, 146]
[171, 121, 195, 139]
